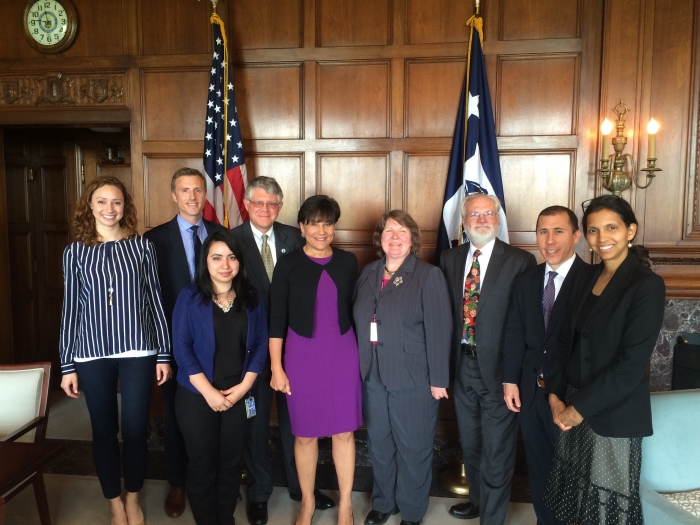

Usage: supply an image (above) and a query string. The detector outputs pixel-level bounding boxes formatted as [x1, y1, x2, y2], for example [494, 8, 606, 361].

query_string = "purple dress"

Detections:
[284, 255, 362, 438]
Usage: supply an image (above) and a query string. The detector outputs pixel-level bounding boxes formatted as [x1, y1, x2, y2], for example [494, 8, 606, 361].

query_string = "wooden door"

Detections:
[3, 131, 78, 377]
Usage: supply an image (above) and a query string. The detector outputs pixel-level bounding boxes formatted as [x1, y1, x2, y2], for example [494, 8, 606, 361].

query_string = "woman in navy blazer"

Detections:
[173, 231, 268, 525]
[545, 196, 665, 525]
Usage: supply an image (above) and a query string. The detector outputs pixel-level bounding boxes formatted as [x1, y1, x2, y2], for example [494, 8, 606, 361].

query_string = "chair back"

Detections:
[640, 389, 700, 492]
[0, 363, 51, 443]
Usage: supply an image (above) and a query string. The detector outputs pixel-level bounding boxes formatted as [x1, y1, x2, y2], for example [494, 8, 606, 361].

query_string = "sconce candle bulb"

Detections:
[647, 118, 659, 159]
[601, 118, 613, 159]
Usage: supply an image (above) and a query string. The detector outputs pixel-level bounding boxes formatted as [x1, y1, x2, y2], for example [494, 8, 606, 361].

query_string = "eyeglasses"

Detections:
[248, 200, 281, 210]
[466, 211, 496, 219]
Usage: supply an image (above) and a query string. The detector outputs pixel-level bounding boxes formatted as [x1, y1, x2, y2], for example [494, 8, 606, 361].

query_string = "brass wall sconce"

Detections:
[598, 100, 661, 196]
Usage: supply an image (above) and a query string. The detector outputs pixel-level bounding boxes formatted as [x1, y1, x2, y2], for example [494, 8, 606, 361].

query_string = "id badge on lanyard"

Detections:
[371, 278, 386, 344]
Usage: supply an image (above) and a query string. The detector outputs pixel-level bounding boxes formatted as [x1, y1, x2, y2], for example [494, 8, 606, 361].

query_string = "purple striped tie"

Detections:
[542, 271, 557, 331]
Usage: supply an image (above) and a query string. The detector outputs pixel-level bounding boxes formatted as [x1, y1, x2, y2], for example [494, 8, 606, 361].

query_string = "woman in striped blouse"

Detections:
[60, 176, 171, 525]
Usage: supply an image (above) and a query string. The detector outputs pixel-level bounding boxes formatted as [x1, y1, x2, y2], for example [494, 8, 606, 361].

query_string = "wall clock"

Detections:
[23, 0, 78, 54]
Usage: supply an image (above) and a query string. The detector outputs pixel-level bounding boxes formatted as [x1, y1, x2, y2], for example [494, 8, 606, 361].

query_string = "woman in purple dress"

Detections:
[269, 195, 361, 525]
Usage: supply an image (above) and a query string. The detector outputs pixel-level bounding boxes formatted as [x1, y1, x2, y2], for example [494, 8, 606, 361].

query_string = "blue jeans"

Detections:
[75, 355, 156, 499]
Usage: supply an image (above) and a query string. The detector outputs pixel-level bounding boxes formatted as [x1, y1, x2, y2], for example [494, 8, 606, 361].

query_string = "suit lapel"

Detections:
[532, 264, 547, 339]
[273, 223, 293, 258]
[585, 253, 637, 324]
[168, 217, 191, 282]
[542, 256, 583, 344]
[478, 239, 505, 310]
[367, 259, 382, 301]
[380, 253, 416, 298]
[241, 223, 270, 286]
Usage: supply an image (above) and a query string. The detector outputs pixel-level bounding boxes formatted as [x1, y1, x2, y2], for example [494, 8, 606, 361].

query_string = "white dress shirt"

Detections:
[250, 223, 277, 265]
[543, 253, 577, 301]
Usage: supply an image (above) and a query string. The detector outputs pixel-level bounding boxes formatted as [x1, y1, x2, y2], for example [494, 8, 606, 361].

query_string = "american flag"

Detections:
[203, 16, 248, 228]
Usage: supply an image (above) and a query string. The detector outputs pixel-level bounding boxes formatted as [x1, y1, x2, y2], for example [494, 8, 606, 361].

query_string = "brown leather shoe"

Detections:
[165, 485, 186, 518]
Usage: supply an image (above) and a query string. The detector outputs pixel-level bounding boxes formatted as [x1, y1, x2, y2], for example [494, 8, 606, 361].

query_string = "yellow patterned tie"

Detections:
[261, 234, 274, 282]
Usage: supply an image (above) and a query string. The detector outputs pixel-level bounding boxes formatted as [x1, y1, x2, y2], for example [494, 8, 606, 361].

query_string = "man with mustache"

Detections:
[440, 194, 536, 525]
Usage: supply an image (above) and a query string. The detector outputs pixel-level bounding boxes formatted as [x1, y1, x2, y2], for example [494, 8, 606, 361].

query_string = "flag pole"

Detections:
[210, 0, 230, 227]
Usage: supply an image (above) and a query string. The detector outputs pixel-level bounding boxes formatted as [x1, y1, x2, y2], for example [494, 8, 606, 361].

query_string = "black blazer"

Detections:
[503, 255, 587, 412]
[353, 254, 452, 391]
[440, 238, 536, 393]
[227, 220, 303, 317]
[143, 215, 225, 330]
[269, 247, 358, 339]
[548, 252, 666, 438]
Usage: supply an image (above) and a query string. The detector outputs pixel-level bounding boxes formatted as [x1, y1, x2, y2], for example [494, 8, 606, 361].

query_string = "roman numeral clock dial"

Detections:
[23, 0, 78, 54]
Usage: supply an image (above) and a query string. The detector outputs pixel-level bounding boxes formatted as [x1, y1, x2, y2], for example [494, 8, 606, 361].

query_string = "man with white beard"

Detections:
[440, 194, 536, 525]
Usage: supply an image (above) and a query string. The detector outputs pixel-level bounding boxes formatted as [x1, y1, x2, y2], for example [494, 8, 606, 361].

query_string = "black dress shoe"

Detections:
[289, 490, 336, 510]
[364, 509, 398, 525]
[448, 502, 479, 520]
[247, 502, 268, 525]
[400, 521, 421, 525]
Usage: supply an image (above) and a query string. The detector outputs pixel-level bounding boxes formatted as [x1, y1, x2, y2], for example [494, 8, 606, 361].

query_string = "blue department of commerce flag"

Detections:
[202, 15, 248, 228]
[437, 16, 508, 255]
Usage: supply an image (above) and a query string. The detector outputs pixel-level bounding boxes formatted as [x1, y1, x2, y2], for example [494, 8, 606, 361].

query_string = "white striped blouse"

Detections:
[60, 235, 171, 375]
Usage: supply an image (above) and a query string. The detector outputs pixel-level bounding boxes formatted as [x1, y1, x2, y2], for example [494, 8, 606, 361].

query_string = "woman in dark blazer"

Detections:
[545, 195, 666, 525]
[172, 231, 268, 525]
[269, 195, 361, 525]
[353, 210, 452, 525]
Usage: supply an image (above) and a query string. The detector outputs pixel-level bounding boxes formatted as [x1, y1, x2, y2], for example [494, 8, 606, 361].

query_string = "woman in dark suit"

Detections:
[172, 231, 268, 525]
[353, 210, 452, 525]
[269, 195, 361, 525]
[545, 195, 666, 525]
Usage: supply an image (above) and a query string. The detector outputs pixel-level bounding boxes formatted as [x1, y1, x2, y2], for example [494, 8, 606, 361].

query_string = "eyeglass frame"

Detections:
[466, 210, 496, 220]
[247, 199, 281, 210]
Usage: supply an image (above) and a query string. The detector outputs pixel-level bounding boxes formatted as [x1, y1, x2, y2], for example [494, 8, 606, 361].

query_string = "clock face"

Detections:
[26, 1, 69, 46]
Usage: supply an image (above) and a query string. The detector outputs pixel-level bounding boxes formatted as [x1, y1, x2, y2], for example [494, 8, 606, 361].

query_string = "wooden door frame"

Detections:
[0, 130, 13, 364]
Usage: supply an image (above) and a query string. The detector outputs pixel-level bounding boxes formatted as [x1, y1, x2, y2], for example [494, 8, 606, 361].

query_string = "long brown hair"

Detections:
[74, 176, 138, 246]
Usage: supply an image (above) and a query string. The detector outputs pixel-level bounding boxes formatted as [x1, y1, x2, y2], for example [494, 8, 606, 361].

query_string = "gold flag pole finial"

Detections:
[475, 0, 480, 16]
[210, 0, 218, 13]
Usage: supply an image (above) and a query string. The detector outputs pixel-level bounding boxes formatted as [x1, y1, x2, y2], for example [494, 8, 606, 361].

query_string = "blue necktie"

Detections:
[190, 225, 202, 275]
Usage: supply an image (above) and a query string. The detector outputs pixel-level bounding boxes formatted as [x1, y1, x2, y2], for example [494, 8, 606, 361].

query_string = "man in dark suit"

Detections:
[440, 193, 536, 525]
[228, 176, 335, 525]
[143, 167, 226, 518]
[503, 206, 585, 525]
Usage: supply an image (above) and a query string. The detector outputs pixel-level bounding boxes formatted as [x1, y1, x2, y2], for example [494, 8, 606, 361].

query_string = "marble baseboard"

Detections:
[651, 299, 700, 391]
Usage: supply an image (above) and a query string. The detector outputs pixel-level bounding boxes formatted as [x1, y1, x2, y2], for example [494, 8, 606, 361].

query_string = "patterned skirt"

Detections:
[544, 385, 644, 525]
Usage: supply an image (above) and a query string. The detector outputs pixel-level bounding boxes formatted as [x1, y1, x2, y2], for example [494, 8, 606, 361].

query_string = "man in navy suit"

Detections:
[228, 176, 335, 525]
[440, 194, 536, 525]
[144, 167, 225, 518]
[503, 206, 585, 525]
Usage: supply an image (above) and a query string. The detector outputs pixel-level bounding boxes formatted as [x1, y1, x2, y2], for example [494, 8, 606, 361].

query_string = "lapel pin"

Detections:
[281, 248, 286, 253]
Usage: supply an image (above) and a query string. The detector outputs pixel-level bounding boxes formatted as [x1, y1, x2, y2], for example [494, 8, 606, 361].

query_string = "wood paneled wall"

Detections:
[0, 0, 698, 288]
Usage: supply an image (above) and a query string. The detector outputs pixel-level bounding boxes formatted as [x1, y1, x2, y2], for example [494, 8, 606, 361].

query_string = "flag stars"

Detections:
[216, 90, 221, 97]
[214, 105, 221, 113]
[213, 52, 219, 59]
[467, 91, 480, 119]
[209, 84, 214, 92]
[206, 117, 213, 125]
[205, 149, 212, 157]
[230, 119, 237, 127]
[231, 155, 239, 164]
[216, 37, 222, 45]
[205, 133, 213, 141]
[215, 173, 222, 181]
[237, 141, 242, 149]
[216, 157, 223, 166]
[228, 82, 233, 91]
[207, 100, 214, 109]
[211, 67, 216, 75]
[226, 134, 231, 142]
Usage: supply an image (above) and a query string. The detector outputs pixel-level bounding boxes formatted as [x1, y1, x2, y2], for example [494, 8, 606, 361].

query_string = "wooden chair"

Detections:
[0, 363, 54, 525]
